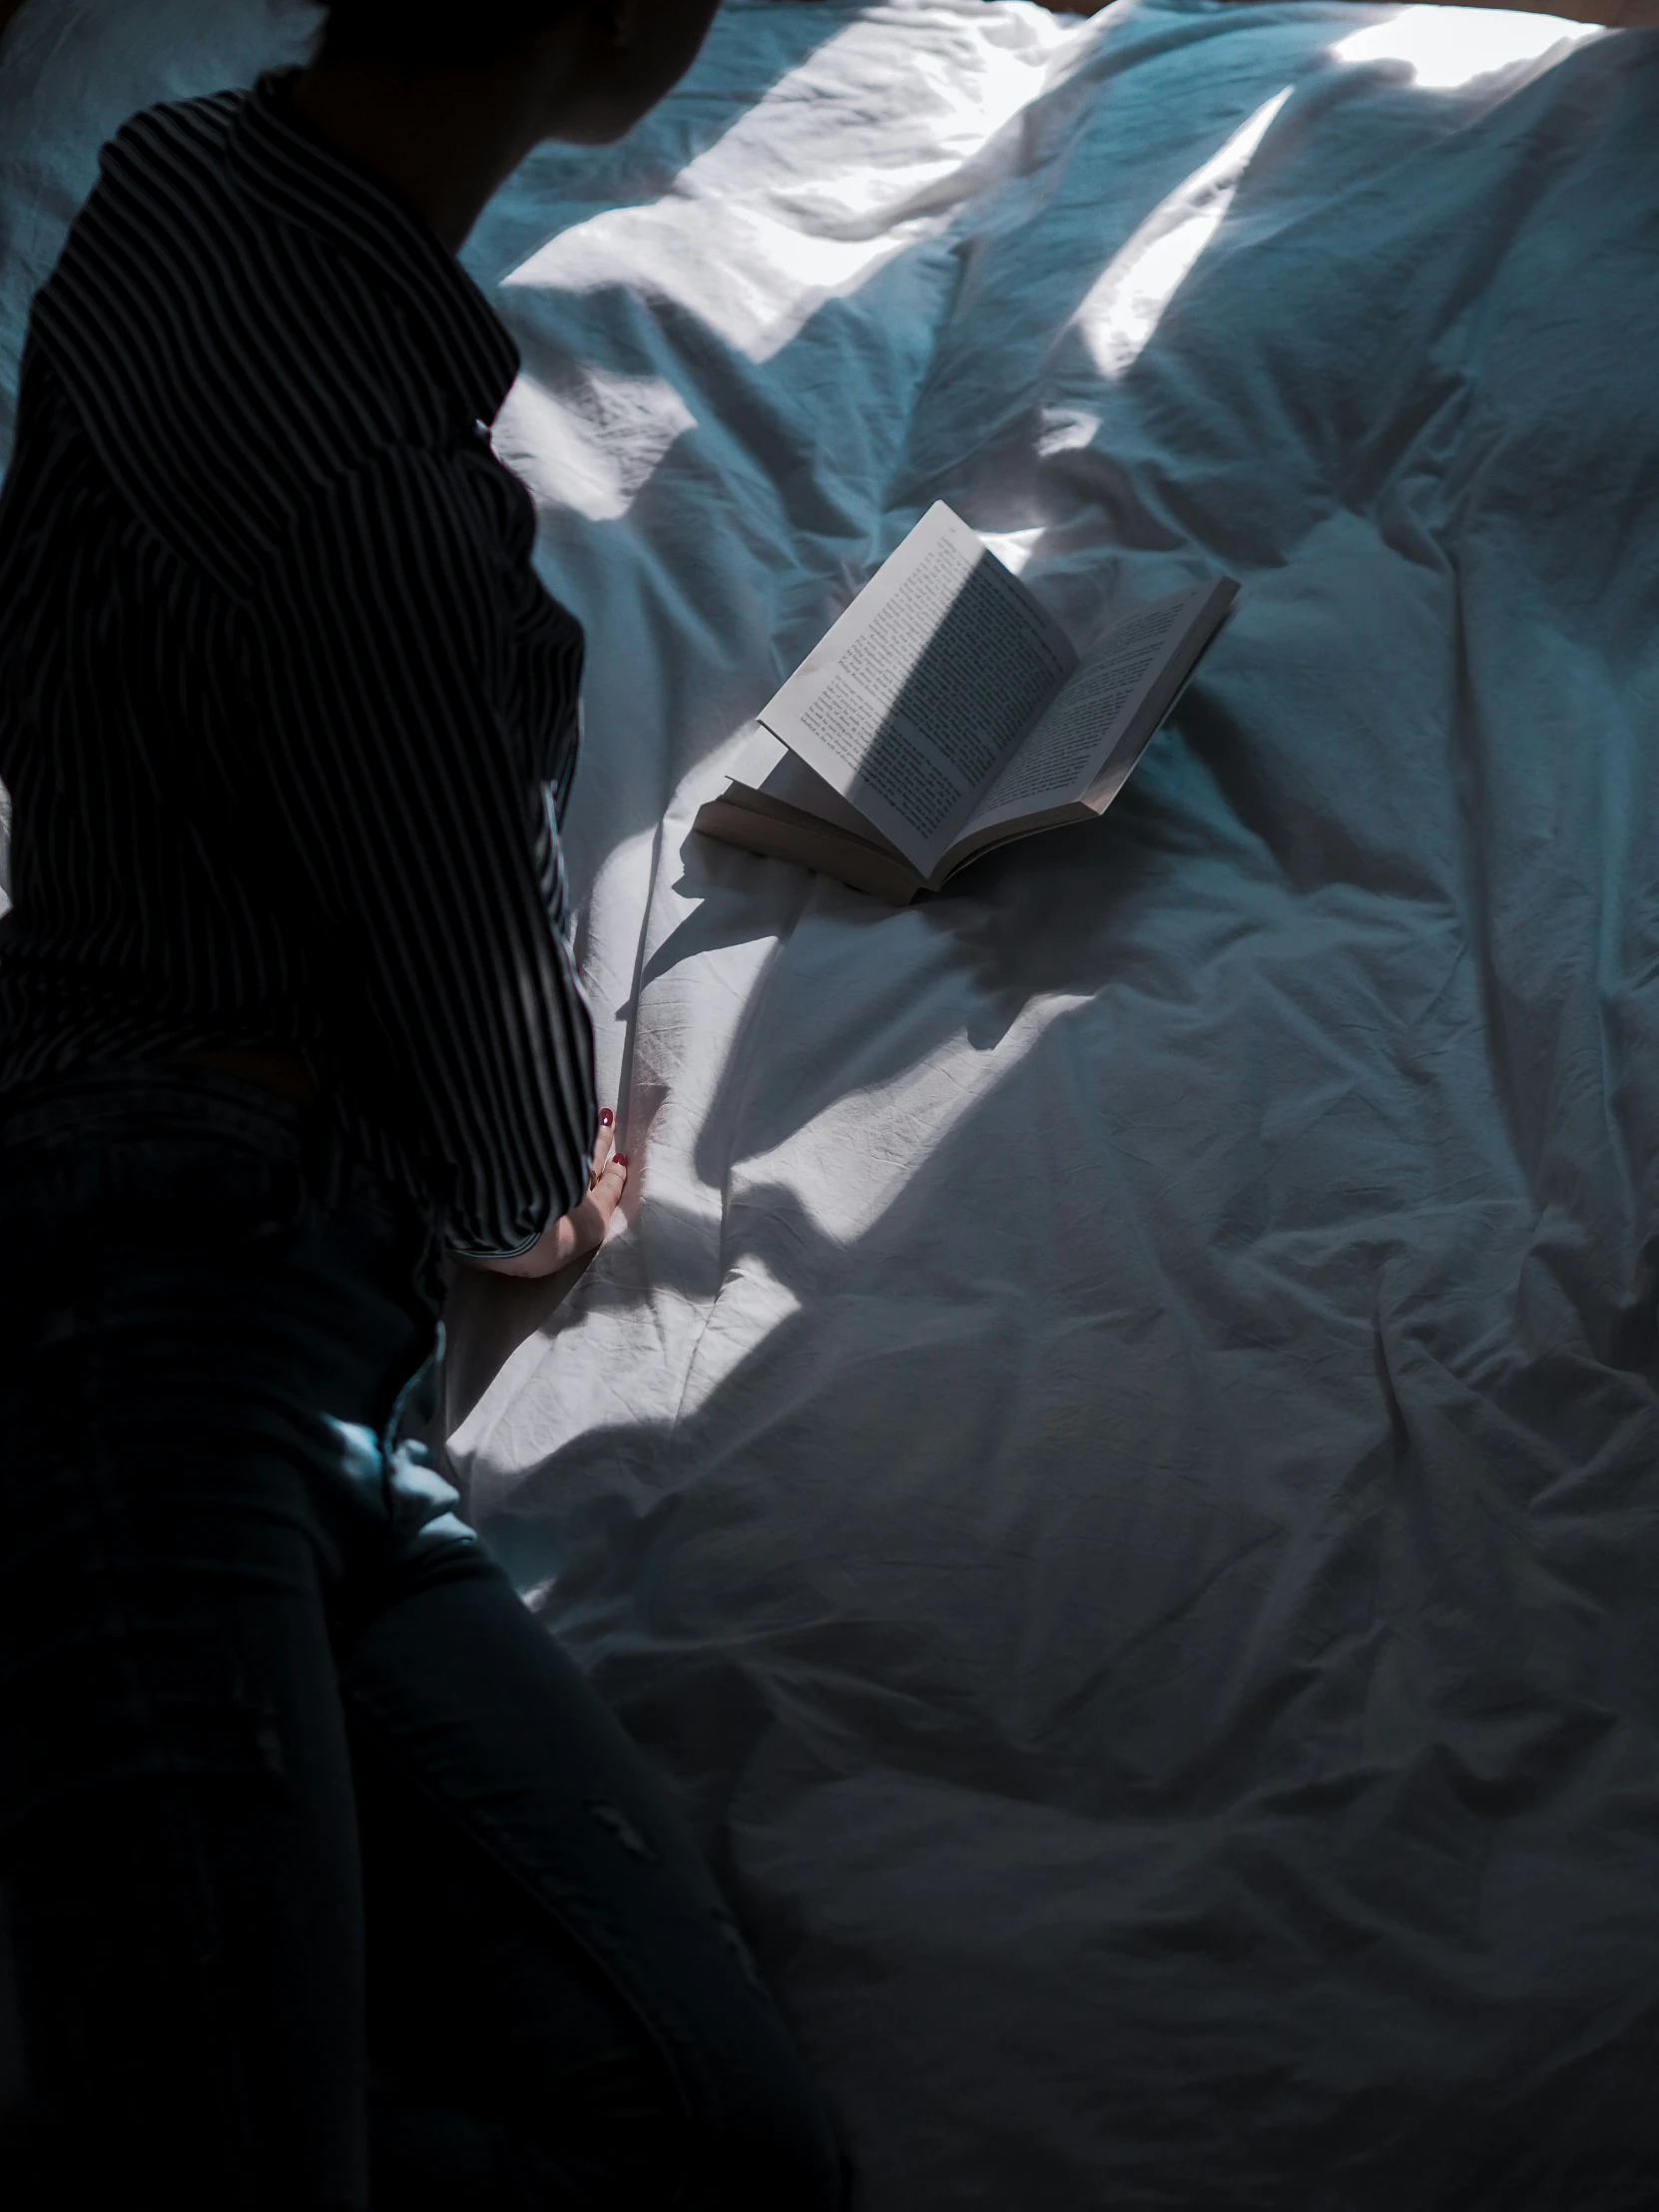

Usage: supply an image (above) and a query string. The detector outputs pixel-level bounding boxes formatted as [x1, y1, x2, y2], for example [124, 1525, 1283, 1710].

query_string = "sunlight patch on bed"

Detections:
[1071, 89, 1291, 382]
[575, 203, 933, 365]
[1330, 7, 1600, 91]
[733, 985, 1094, 1249]
[671, 1254, 803, 1422]
[501, 13, 1065, 362]
[977, 526, 1045, 577]
[492, 367, 695, 522]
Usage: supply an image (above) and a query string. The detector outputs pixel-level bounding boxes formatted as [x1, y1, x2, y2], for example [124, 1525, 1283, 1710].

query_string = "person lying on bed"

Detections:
[0, 2, 841, 2207]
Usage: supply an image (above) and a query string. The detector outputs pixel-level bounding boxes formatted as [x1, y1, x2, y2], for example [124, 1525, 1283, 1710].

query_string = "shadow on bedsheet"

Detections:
[455, 636, 1659, 2194]
[459, 900, 1659, 2203]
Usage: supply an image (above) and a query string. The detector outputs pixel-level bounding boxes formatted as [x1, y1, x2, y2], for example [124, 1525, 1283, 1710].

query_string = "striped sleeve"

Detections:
[253, 444, 595, 1256]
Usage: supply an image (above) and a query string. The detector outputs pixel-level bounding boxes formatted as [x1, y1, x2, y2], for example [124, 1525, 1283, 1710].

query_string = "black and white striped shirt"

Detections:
[0, 72, 595, 1254]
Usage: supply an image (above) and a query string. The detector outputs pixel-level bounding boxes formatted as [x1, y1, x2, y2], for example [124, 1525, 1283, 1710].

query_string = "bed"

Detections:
[5, 0, 1659, 2202]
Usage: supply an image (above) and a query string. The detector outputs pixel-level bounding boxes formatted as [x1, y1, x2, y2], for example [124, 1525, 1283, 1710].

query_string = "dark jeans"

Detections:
[0, 1065, 841, 2211]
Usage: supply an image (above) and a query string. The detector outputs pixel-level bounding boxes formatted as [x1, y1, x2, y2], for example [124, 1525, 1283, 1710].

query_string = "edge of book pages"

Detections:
[694, 574, 1238, 905]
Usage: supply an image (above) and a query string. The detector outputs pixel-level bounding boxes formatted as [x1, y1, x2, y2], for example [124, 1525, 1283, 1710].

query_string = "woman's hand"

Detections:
[461, 1111, 628, 1280]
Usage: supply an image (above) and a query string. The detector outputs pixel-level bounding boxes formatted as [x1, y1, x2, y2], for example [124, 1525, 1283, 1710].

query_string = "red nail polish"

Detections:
[613, 1154, 628, 1170]
[599, 1107, 614, 1128]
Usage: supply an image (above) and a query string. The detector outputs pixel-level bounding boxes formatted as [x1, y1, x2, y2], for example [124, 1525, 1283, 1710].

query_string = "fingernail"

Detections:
[599, 1107, 614, 1128]
[613, 1154, 628, 1170]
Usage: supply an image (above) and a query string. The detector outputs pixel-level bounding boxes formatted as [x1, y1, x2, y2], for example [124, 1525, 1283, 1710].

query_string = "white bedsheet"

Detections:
[7, 2, 1659, 2202]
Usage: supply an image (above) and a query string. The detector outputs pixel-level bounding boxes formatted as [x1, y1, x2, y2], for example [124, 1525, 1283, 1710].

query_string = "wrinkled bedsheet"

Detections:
[7, 2, 1659, 2203]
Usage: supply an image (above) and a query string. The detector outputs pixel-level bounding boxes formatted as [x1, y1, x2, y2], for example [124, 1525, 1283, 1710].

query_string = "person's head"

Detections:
[311, 0, 720, 148]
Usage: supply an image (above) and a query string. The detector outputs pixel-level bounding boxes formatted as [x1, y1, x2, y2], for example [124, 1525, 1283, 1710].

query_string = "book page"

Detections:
[757, 503, 1077, 873]
[965, 588, 1208, 831]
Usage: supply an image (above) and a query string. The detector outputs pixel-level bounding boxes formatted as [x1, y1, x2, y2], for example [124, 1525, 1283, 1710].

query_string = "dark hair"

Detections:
[315, 0, 578, 68]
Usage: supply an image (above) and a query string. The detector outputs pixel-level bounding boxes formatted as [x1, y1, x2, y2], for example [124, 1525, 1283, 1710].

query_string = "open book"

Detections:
[693, 502, 1238, 904]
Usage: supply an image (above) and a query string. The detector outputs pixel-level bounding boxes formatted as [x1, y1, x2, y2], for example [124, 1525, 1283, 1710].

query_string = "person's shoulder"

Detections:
[88, 88, 246, 220]
[105, 86, 245, 162]
[29, 87, 427, 595]
[42, 88, 256, 338]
